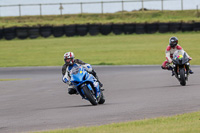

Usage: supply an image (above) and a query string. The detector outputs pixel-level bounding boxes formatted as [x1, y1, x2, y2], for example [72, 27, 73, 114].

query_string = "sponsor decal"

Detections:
[178, 55, 183, 59]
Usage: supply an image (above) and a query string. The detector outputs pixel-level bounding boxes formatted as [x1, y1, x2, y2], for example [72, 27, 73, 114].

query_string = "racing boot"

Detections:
[161, 66, 165, 69]
[97, 79, 103, 88]
[189, 69, 194, 74]
[68, 85, 78, 95]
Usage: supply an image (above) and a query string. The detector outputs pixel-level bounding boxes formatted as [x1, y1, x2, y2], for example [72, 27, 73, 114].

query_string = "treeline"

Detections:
[0, 22, 200, 40]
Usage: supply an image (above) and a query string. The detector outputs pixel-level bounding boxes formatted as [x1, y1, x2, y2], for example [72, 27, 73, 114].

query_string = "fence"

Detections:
[0, 0, 197, 17]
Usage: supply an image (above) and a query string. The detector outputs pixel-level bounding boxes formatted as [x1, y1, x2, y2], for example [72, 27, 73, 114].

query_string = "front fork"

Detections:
[80, 82, 101, 101]
[173, 63, 189, 80]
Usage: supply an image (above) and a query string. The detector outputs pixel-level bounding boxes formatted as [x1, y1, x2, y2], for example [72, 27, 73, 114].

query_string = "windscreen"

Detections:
[70, 66, 80, 75]
[173, 50, 185, 59]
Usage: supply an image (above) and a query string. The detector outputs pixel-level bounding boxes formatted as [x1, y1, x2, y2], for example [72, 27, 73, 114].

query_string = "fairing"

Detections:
[69, 65, 101, 99]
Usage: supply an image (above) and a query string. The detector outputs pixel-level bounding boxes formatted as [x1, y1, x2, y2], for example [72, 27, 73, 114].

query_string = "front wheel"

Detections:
[179, 68, 186, 86]
[82, 85, 98, 105]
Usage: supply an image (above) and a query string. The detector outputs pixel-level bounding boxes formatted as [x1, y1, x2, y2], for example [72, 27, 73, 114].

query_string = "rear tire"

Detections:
[98, 92, 105, 104]
[180, 68, 186, 86]
[82, 85, 98, 105]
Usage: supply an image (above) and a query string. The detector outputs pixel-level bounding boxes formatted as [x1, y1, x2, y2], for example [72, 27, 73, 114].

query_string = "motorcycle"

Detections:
[69, 64, 105, 105]
[172, 50, 191, 86]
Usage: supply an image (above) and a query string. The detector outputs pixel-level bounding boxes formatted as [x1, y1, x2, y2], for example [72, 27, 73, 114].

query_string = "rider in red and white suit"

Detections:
[161, 37, 193, 75]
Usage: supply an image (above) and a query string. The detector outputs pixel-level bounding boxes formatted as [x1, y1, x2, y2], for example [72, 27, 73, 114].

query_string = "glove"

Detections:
[188, 57, 192, 60]
[166, 57, 172, 64]
[82, 64, 92, 72]
[62, 75, 68, 83]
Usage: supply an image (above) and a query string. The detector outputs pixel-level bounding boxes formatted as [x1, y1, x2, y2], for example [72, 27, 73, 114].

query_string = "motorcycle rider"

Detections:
[161, 36, 194, 76]
[62, 52, 103, 95]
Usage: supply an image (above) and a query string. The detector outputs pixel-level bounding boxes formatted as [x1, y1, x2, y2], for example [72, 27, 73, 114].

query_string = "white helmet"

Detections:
[64, 52, 75, 65]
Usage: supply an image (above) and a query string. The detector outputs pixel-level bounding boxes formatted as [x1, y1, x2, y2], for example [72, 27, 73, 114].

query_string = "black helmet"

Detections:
[169, 37, 178, 48]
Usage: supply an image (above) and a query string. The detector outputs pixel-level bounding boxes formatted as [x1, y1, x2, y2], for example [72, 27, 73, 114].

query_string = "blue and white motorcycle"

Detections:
[67, 64, 105, 105]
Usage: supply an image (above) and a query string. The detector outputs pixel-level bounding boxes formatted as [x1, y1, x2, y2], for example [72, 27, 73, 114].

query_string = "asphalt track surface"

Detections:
[0, 65, 200, 133]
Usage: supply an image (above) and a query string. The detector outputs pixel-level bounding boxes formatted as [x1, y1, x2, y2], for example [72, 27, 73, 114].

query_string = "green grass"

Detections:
[0, 10, 200, 27]
[0, 32, 200, 67]
[0, 78, 30, 81]
[33, 111, 200, 133]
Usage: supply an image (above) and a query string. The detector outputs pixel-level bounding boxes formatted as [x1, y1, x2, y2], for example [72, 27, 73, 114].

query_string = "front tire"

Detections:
[179, 68, 186, 86]
[82, 85, 98, 105]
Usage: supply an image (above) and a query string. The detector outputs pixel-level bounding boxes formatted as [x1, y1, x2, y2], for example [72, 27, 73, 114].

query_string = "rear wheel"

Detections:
[98, 91, 105, 104]
[180, 68, 186, 86]
[82, 85, 98, 105]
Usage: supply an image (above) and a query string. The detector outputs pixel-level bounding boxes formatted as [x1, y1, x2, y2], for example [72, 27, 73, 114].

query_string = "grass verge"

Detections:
[33, 111, 200, 133]
[0, 78, 30, 81]
[0, 32, 200, 67]
[0, 10, 200, 27]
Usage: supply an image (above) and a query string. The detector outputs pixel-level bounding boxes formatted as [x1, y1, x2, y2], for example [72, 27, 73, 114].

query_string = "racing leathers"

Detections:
[161, 44, 193, 75]
[62, 59, 103, 94]
[162, 44, 191, 69]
